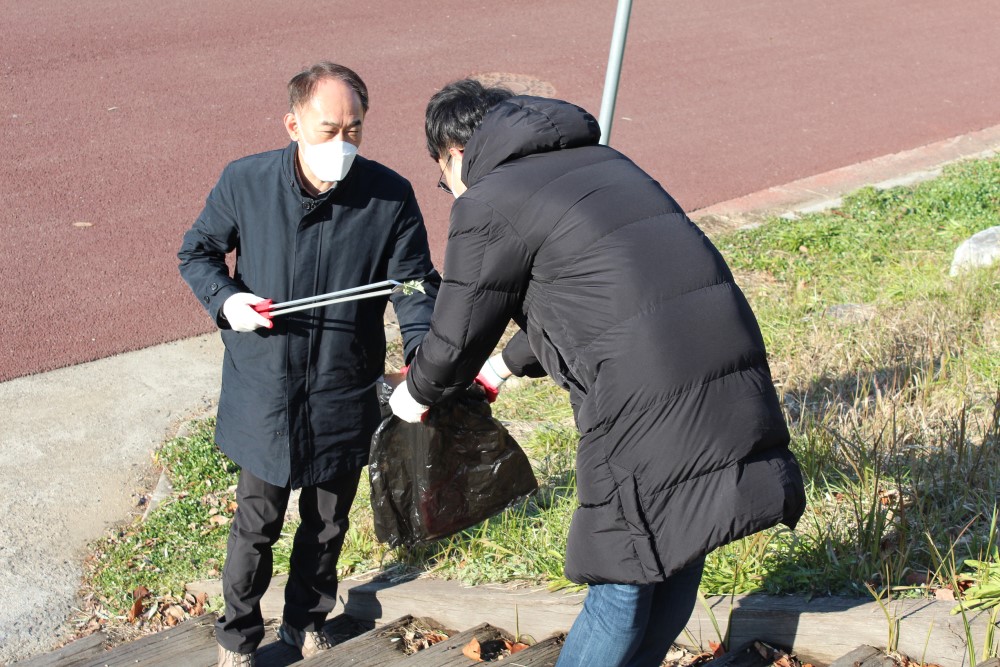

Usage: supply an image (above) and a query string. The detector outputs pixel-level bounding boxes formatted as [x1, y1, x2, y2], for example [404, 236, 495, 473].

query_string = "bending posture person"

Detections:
[179, 62, 439, 667]
[390, 80, 805, 667]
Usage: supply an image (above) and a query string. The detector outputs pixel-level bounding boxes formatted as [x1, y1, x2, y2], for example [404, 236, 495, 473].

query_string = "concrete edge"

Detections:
[186, 576, 986, 666]
[690, 122, 1000, 235]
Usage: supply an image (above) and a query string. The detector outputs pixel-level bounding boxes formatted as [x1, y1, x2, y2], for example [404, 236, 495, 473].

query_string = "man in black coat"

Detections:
[389, 80, 805, 667]
[179, 62, 439, 667]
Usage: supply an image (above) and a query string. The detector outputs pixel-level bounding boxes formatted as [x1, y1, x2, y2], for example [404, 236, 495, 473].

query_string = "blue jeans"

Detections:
[555, 558, 706, 667]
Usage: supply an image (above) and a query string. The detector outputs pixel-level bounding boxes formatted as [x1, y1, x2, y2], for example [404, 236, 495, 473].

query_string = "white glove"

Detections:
[222, 292, 273, 332]
[389, 379, 429, 423]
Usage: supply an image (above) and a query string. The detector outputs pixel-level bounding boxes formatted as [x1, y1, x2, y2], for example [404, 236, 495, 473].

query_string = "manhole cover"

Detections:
[471, 72, 556, 97]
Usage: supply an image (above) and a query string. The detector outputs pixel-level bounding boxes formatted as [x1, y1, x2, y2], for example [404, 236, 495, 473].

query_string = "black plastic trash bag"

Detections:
[369, 382, 538, 548]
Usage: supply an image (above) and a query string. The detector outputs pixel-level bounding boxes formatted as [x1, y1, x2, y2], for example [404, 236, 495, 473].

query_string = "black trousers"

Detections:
[215, 467, 362, 653]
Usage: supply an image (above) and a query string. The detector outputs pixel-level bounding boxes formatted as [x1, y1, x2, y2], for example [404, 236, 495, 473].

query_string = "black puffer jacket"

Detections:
[407, 96, 805, 584]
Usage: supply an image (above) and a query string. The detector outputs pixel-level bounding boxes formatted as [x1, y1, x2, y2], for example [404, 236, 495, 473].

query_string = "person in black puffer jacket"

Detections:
[389, 80, 806, 667]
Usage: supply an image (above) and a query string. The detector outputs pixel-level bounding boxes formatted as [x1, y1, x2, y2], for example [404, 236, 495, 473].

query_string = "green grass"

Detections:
[85, 419, 238, 615]
[84, 155, 1000, 638]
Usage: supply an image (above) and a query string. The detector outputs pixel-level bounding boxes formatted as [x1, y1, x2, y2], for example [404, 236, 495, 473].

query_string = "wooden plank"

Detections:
[701, 594, 988, 666]
[13, 633, 107, 667]
[397, 623, 511, 667]
[24, 612, 376, 667]
[828, 645, 891, 667]
[74, 615, 217, 667]
[706, 643, 770, 667]
[312, 615, 454, 667]
[333, 578, 582, 650]
[494, 635, 564, 667]
[186, 576, 584, 645]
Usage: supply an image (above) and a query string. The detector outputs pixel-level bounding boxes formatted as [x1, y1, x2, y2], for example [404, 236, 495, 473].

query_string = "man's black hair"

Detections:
[425, 79, 514, 160]
[288, 62, 369, 114]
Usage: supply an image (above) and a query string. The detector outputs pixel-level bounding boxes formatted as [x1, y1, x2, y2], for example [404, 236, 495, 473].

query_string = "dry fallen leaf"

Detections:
[209, 515, 230, 526]
[708, 641, 725, 657]
[191, 591, 207, 616]
[462, 637, 482, 662]
[162, 604, 186, 626]
[510, 641, 529, 654]
[935, 587, 956, 601]
[127, 585, 150, 623]
[426, 631, 448, 646]
[878, 489, 900, 506]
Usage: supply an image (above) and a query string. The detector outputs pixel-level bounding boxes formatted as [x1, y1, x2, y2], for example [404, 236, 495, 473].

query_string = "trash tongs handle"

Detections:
[252, 280, 402, 319]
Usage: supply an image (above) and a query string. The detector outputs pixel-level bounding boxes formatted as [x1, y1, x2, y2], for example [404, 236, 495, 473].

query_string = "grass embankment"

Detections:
[81, 156, 1000, 639]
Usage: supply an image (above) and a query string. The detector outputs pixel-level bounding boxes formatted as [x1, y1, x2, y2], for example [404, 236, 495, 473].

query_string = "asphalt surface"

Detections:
[2, 0, 1000, 662]
[3, 0, 1000, 381]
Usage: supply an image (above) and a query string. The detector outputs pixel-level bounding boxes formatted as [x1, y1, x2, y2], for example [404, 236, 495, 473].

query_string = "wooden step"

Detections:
[491, 634, 564, 667]
[20, 613, 556, 667]
[307, 615, 456, 667]
[399, 623, 512, 667]
[22, 613, 370, 666]
[68, 614, 217, 666]
[828, 645, 897, 667]
[705, 642, 782, 667]
[14, 633, 107, 667]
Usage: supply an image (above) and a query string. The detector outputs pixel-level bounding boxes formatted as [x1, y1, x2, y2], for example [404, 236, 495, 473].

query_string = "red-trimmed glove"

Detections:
[222, 293, 273, 331]
[474, 355, 511, 403]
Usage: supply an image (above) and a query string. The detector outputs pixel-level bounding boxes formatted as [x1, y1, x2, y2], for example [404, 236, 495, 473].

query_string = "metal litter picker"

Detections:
[252, 280, 422, 319]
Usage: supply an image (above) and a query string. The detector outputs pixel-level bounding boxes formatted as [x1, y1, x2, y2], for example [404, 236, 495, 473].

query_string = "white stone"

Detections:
[950, 225, 1000, 276]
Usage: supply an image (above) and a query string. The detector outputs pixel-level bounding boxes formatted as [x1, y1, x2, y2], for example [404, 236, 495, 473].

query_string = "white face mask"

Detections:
[298, 129, 358, 183]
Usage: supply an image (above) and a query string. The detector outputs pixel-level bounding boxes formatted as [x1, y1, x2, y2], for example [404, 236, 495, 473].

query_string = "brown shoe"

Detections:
[217, 642, 255, 667]
[278, 622, 333, 658]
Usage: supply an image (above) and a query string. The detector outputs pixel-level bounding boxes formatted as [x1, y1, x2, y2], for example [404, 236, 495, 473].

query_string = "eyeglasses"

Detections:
[437, 155, 453, 195]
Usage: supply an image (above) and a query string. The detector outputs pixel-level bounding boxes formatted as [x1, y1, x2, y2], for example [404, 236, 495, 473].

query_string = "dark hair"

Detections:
[288, 62, 369, 113]
[425, 79, 513, 160]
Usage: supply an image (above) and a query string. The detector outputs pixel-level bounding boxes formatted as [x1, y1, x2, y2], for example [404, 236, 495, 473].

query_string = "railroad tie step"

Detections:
[827, 645, 896, 667]
[304, 615, 456, 666]
[301, 615, 565, 667]
[11, 632, 107, 667]
[490, 634, 565, 667]
[398, 622, 511, 667]
[19, 613, 564, 667]
[55, 614, 218, 666]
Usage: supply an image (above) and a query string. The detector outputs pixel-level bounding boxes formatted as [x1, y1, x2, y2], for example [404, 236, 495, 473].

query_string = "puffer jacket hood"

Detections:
[462, 96, 602, 187]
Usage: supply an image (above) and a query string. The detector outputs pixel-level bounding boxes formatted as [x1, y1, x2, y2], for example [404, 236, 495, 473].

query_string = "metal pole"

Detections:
[598, 0, 634, 146]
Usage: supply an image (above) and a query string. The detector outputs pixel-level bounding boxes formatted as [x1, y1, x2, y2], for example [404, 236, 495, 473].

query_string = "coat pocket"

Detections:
[617, 472, 665, 581]
[565, 468, 665, 585]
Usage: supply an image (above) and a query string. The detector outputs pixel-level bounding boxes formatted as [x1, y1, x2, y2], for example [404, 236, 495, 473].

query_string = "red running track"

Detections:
[3, 0, 999, 381]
